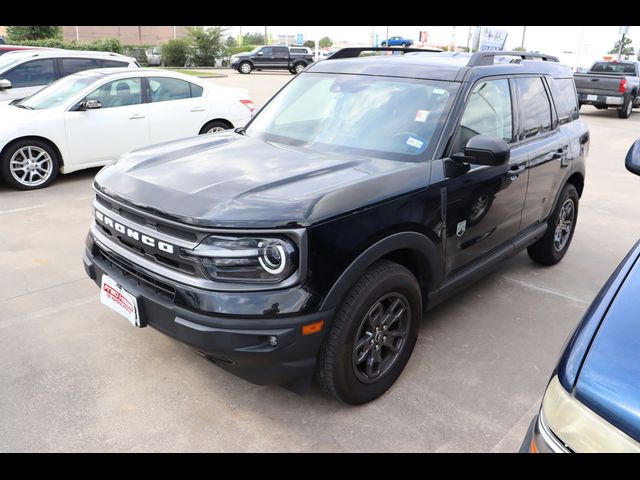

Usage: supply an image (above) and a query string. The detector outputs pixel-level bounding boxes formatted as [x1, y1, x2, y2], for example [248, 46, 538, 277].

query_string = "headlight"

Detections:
[183, 236, 298, 283]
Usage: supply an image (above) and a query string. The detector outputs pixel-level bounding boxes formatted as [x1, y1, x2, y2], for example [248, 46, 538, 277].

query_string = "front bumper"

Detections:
[83, 235, 333, 389]
[578, 92, 625, 107]
[520, 413, 570, 453]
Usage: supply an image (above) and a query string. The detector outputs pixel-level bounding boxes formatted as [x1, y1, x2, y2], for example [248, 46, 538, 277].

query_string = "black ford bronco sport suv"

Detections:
[84, 48, 589, 405]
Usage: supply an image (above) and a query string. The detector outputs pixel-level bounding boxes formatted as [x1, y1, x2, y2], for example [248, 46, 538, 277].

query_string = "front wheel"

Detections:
[199, 120, 231, 135]
[238, 62, 252, 74]
[527, 184, 579, 265]
[1, 139, 59, 190]
[381, 42, 387, 47]
[317, 260, 422, 404]
[293, 63, 306, 74]
[401, 42, 407, 47]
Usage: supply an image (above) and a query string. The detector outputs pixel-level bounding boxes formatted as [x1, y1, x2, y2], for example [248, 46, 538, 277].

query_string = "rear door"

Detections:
[514, 76, 569, 229]
[444, 77, 529, 274]
[146, 76, 208, 142]
[272, 46, 290, 68]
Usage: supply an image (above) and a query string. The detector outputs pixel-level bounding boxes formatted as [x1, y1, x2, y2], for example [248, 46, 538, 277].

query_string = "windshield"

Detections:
[246, 73, 458, 162]
[16, 74, 96, 110]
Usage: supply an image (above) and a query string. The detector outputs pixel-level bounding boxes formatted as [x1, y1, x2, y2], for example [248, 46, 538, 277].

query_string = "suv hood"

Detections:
[94, 132, 429, 228]
[574, 252, 640, 442]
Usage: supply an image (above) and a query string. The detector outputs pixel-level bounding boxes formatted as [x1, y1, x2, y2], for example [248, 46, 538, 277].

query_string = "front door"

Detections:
[254, 47, 274, 68]
[63, 77, 150, 166]
[272, 46, 290, 68]
[444, 77, 529, 275]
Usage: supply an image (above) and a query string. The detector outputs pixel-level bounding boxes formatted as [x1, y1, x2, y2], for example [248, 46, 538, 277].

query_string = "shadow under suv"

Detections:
[83, 49, 589, 404]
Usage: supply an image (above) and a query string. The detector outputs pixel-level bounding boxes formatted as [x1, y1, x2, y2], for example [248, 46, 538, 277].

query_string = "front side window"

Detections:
[246, 72, 458, 162]
[260, 47, 273, 56]
[85, 77, 142, 108]
[515, 77, 553, 139]
[148, 77, 192, 102]
[3, 59, 55, 88]
[452, 78, 513, 153]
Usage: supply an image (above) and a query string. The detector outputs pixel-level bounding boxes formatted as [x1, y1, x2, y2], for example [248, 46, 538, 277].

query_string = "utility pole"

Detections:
[172, 26, 176, 40]
[521, 25, 527, 49]
[617, 26, 629, 60]
[385, 25, 389, 45]
[265, 26, 268, 45]
[449, 26, 456, 52]
[575, 25, 585, 70]
[75, 26, 80, 42]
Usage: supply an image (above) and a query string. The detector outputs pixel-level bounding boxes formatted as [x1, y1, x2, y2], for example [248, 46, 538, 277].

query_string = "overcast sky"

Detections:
[230, 26, 639, 68]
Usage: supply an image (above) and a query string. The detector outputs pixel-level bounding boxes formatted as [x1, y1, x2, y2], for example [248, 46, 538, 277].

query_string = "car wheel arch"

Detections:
[1, 135, 64, 167]
[199, 118, 234, 134]
[318, 231, 442, 312]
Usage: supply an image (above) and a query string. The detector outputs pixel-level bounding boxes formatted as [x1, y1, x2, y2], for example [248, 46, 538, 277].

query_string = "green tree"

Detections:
[513, 46, 526, 52]
[226, 36, 237, 48]
[6, 26, 61, 42]
[609, 37, 635, 58]
[243, 32, 265, 45]
[319, 36, 333, 49]
[303, 40, 315, 49]
[187, 26, 227, 66]
[161, 39, 190, 67]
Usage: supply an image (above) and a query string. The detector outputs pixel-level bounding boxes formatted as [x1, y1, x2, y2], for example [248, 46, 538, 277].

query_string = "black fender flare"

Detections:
[318, 231, 442, 311]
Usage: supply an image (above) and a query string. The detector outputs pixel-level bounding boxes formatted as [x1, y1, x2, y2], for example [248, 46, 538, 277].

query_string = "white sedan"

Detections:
[0, 68, 255, 190]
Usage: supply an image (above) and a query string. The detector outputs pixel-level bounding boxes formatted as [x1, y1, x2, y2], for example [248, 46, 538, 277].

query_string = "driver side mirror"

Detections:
[625, 138, 640, 176]
[452, 135, 510, 166]
[0, 79, 12, 91]
[257, 51, 264, 56]
[77, 99, 102, 111]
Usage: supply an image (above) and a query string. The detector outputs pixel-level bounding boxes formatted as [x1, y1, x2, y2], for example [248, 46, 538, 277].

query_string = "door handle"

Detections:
[508, 164, 526, 180]
[190, 107, 206, 112]
[129, 113, 145, 119]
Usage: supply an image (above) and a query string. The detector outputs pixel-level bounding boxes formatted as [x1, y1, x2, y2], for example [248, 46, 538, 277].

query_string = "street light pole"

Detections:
[618, 32, 626, 60]
[521, 25, 527, 49]
[265, 26, 268, 45]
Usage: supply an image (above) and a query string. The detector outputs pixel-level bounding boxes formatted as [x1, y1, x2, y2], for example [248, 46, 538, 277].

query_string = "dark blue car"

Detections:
[521, 139, 640, 453]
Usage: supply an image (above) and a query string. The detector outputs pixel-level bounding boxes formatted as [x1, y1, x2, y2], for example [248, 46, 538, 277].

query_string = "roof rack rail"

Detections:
[467, 51, 559, 67]
[328, 46, 442, 60]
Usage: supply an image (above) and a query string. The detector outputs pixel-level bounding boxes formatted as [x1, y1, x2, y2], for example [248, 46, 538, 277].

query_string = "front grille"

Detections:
[96, 244, 176, 301]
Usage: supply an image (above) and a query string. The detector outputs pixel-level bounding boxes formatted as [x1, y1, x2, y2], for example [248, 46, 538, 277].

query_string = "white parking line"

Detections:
[499, 275, 590, 305]
[0, 204, 46, 215]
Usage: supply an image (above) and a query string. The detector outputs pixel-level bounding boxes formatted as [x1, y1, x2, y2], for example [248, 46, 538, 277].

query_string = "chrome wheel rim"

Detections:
[627, 100, 633, 115]
[295, 64, 305, 74]
[207, 126, 226, 133]
[553, 198, 575, 252]
[352, 293, 410, 383]
[10, 146, 53, 187]
[240, 63, 251, 73]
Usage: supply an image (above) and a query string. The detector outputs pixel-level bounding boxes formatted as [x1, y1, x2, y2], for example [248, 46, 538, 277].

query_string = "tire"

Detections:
[199, 120, 231, 135]
[293, 63, 306, 74]
[618, 96, 634, 118]
[401, 43, 407, 47]
[527, 184, 579, 266]
[289, 69, 296, 74]
[238, 61, 252, 74]
[0, 139, 59, 191]
[381, 42, 387, 47]
[317, 260, 422, 404]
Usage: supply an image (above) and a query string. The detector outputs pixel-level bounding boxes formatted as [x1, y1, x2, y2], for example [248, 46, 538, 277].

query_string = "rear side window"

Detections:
[61, 58, 99, 76]
[274, 47, 289, 56]
[3, 59, 56, 88]
[100, 60, 129, 68]
[549, 78, 579, 124]
[290, 48, 306, 54]
[515, 77, 553, 139]
[148, 77, 192, 102]
[190, 83, 203, 97]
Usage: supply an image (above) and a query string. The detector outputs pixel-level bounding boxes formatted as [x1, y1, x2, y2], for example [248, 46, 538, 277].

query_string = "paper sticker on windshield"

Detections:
[432, 88, 447, 95]
[415, 110, 429, 122]
[406, 137, 424, 150]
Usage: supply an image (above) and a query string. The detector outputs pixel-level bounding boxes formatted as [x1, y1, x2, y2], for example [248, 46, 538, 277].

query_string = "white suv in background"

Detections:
[0, 50, 139, 102]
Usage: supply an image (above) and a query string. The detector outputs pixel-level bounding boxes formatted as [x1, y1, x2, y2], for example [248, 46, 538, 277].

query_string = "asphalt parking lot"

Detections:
[1, 71, 640, 452]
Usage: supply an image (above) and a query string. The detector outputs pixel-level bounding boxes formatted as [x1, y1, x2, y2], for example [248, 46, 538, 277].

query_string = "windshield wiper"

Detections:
[15, 104, 34, 110]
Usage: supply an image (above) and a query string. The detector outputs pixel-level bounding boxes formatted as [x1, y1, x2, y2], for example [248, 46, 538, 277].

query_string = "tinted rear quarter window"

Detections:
[100, 60, 129, 68]
[549, 78, 579, 124]
[515, 77, 553, 139]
